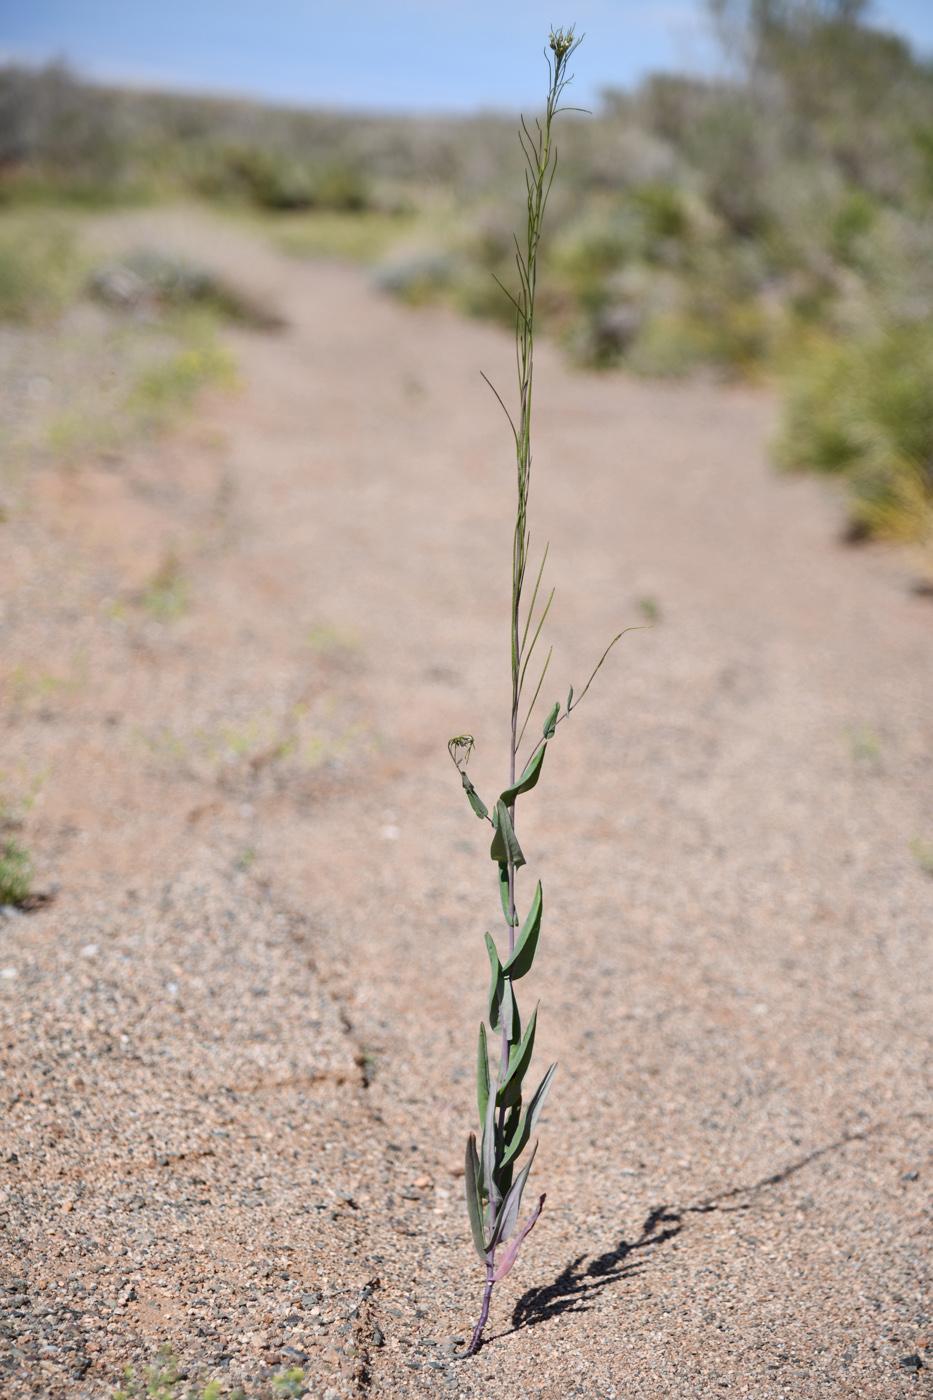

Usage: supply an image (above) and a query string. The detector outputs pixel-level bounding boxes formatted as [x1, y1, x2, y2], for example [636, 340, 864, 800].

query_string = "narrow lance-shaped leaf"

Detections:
[481, 1085, 500, 1216]
[489, 1141, 538, 1249]
[500, 975, 515, 1042]
[503, 983, 520, 1061]
[503, 880, 542, 980]
[464, 1134, 489, 1263]
[501, 1061, 557, 1168]
[489, 799, 526, 868]
[477, 1023, 490, 1124]
[498, 1003, 538, 1108]
[566, 684, 573, 712]
[497, 1105, 521, 1197]
[461, 770, 488, 820]
[520, 542, 550, 659]
[485, 933, 506, 1033]
[516, 644, 553, 750]
[499, 743, 547, 807]
[498, 862, 518, 927]
[543, 701, 559, 739]
[492, 1193, 546, 1281]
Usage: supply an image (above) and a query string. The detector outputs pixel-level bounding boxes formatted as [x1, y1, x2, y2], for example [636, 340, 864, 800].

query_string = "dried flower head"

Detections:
[448, 734, 476, 767]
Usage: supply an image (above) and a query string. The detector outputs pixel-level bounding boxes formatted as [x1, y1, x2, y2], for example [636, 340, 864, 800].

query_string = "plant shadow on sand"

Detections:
[495, 1123, 893, 1343]
[505, 1204, 682, 1335]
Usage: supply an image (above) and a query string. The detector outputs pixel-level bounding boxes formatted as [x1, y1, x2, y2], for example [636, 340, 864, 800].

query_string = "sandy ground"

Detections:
[1, 210, 932, 1399]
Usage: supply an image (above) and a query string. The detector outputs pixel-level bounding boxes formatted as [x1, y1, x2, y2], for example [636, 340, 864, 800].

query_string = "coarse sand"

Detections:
[1, 210, 931, 1399]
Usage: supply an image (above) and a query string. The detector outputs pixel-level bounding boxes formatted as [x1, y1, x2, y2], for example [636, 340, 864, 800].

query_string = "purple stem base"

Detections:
[467, 1263, 496, 1354]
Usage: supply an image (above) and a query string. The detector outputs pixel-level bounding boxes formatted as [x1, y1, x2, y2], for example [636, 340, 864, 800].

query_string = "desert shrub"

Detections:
[191, 144, 312, 208]
[271, 208, 414, 263]
[0, 63, 149, 205]
[189, 143, 370, 211]
[775, 320, 933, 547]
[311, 162, 370, 211]
[372, 248, 457, 303]
[2, 8, 933, 491]
[0, 218, 79, 321]
[88, 248, 281, 327]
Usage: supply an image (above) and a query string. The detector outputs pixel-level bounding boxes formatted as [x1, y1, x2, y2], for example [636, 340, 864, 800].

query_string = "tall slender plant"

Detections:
[448, 27, 629, 1355]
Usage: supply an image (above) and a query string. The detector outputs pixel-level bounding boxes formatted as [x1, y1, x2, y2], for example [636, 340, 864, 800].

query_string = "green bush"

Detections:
[775, 321, 933, 547]
[88, 248, 280, 327]
[0, 219, 78, 321]
[191, 143, 370, 211]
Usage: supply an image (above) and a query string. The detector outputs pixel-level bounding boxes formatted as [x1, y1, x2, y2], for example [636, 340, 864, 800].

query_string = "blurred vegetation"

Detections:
[776, 323, 933, 553]
[0, 220, 241, 496]
[0, 837, 32, 906]
[0, 217, 83, 321]
[1, 0, 932, 554]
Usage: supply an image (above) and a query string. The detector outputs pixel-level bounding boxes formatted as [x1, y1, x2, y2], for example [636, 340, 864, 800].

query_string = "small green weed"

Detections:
[235, 847, 256, 871]
[38, 306, 239, 470]
[0, 762, 49, 826]
[306, 622, 361, 660]
[142, 552, 190, 621]
[45, 405, 120, 460]
[846, 725, 882, 763]
[910, 837, 933, 875]
[6, 657, 87, 707]
[0, 839, 32, 906]
[637, 595, 661, 623]
[271, 1367, 307, 1397]
[114, 1345, 219, 1399]
[130, 337, 236, 429]
[134, 706, 368, 780]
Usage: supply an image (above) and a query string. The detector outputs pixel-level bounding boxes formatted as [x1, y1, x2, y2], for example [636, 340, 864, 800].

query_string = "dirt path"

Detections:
[1, 211, 931, 1400]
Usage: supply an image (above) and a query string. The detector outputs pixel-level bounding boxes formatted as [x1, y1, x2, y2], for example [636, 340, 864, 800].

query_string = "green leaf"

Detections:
[543, 701, 559, 739]
[461, 770, 488, 820]
[498, 1105, 522, 1193]
[489, 1142, 538, 1249]
[498, 1003, 538, 1108]
[489, 800, 526, 868]
[504, 982, 520, 1054]
[477, 1023, 489, 1123]
[464, 1134, 489, 1262]
[498, 862, 518, 926]
[503, 880, 542, 980]
[501, 1061, 557, 1168]
[501, 975, 515, 1042]
[499, 745, 546, 807]
[481, 1088, 500, 1212]
[489, 802, 505, 861]
[485, 933, 505, 1032]
[567, 684, 573, 712]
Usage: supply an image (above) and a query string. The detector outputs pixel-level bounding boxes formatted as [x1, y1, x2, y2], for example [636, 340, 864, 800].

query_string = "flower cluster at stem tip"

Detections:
[549, 27, 576, 59]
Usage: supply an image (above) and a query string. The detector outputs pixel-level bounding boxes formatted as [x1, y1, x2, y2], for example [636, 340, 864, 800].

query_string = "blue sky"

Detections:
[1, 0, 932, 114]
